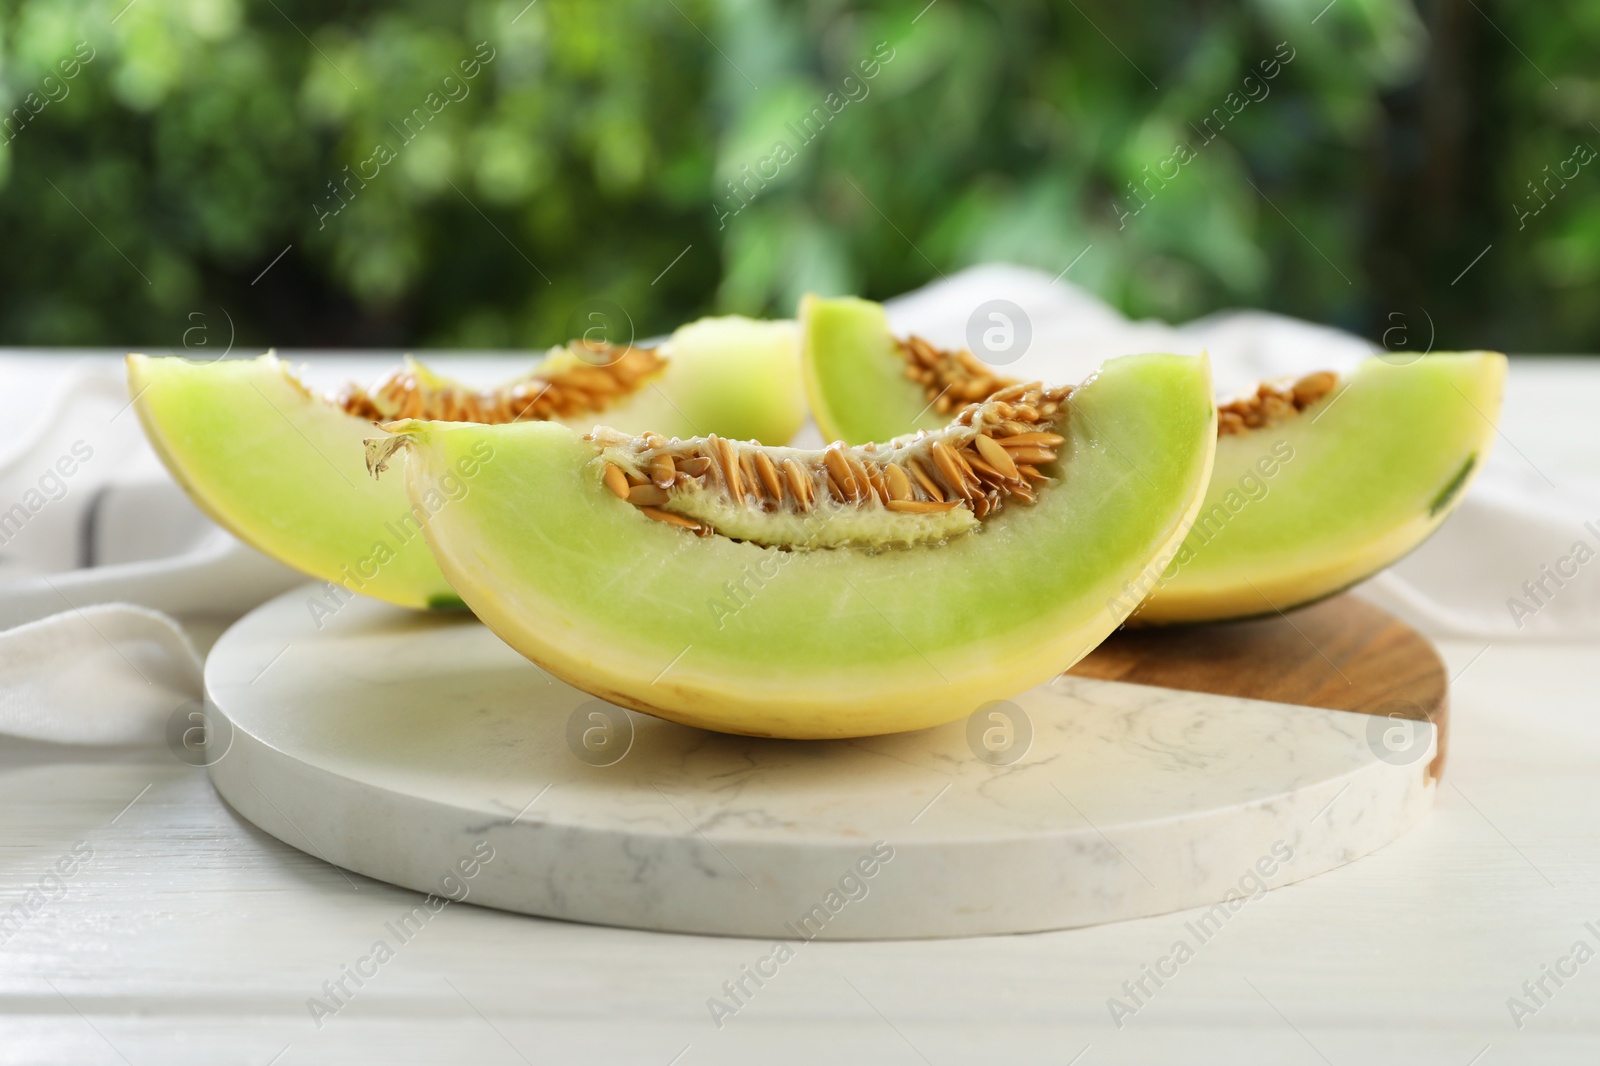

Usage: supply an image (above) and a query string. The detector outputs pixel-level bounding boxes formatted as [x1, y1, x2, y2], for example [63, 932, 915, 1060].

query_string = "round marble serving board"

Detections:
[204, 587, 1444, 940]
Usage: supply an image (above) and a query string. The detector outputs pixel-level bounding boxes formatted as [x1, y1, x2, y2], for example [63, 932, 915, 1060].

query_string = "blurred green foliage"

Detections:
[0, 0, 1594, 352]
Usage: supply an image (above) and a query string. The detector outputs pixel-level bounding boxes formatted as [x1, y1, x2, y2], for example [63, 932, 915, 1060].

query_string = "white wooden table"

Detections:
[2, 355, 1597, 1065]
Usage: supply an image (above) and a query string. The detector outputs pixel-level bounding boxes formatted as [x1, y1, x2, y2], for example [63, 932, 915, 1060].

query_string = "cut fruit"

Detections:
[128, 316, 806, 609]
[1136, 352, 1505, 623]
[799, 295, 1507, 623]
[366, 352, 1217, 739]
[801, 294, 1019, 445]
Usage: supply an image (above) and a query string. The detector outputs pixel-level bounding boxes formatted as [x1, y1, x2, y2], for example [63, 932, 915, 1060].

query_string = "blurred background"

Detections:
[0, 0, 1594, 353]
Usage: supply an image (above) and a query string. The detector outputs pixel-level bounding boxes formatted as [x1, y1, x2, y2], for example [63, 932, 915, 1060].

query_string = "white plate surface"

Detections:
[204, 585, 1435, 939]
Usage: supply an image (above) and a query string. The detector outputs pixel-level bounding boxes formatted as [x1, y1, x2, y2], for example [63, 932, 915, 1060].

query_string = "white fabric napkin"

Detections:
[1, 265, 1595, 748]
[0, 361, 304, 743]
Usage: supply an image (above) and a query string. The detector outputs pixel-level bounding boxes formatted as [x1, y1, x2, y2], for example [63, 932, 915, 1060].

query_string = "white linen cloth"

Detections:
[1, 264, 1594, 746]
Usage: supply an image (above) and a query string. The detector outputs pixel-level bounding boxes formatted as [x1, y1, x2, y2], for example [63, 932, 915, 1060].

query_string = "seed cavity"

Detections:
[1216, 371, 1340, 436]
[336, 344, 667, 424]
[893, 335, 1341, 439]
[588, 381, 1070, 549]
[899, 335, 1023, 415]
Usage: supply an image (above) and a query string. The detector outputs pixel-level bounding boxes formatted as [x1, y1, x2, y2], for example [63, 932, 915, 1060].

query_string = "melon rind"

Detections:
[383, 351, 1217, 739]
[1135, 351, 1506, 623]
[127, 316, 807, 610]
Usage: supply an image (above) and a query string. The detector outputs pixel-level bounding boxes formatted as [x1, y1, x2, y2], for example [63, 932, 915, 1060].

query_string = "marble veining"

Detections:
[205, 586, 1436, 939]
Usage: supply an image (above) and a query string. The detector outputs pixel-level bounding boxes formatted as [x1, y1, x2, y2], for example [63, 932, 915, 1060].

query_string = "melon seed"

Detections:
[587, 381, 1068, 544]
[338, 344, 666, 425]
[1292, 370, 1339, 408]
[885, 463, 913, 502]
[975, 434, 1019, 480]
[603, 464, 630, 499]
[754, 451, 784, 502]
[823, 449, 858, 500]
[897, 334, 1026, 412]
[715, 438, 744, 503]
[783, 458, 813, 510]
[997, 431, 1065, 448]
[1217, 370, 1343, 436]
[909, 459, 945, 503]
[739, 452, 762, 503]
[627, 484, 669, 507]
[650, 454, 676, 489]
[639, 506, 702, 531]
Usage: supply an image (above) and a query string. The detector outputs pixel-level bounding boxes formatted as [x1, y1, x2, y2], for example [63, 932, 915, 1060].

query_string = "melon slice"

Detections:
[1137, 352, 1505, 623]
[800, 295, 1507, 624]
[128, 316, 805, 609]
[366, 352, 1217, 738]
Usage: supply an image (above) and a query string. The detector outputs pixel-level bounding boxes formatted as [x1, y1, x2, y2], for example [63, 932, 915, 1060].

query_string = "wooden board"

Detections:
[1070, 593, 1450, 780]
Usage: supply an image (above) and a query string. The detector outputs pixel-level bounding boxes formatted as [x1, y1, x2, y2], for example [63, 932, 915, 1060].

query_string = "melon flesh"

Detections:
[799, 295, 1507, 624]
[578, 316, 805, 444]
[378, 350, 1217, 738]
[1137, 352, 1505, 623]
[802, 295, 945, 444]
[127, 316, 805, 609]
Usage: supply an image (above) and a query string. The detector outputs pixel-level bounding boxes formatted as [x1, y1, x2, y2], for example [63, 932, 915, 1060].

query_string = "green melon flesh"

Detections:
[800, 295, 1508, 624]
[587, 316, 806, 443]
[378, 350, 1217, 739]
[802, 295, 946, 444]
[1138, 352, 1506, 623]
[128, 316, 806, 609]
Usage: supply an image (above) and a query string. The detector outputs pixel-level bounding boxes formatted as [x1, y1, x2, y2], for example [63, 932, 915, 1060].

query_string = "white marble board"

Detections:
[202, 585, 1436, 939]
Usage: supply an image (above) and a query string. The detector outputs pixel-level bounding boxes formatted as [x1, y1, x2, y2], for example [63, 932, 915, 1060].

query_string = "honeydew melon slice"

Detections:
[1137, 352, 1505, 623]
[127, 316, 805, 609]
[799, 295, 1507, 624]
[367, 351, 1217, 739]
